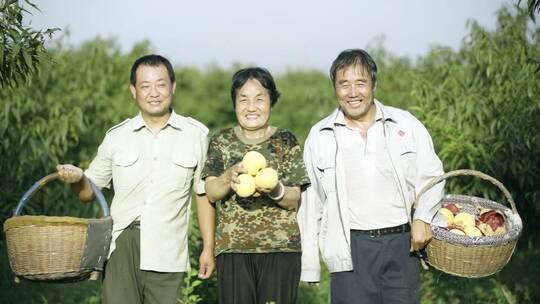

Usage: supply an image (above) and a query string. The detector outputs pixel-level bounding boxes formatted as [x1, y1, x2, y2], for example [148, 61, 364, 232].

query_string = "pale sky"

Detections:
[28, 0, 509, 72]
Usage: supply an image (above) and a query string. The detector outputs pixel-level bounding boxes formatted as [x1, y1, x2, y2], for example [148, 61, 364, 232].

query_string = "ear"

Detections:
[373, 81, 378, 92]
[129, 84, 137, 99]
[171, 81, 177, 94]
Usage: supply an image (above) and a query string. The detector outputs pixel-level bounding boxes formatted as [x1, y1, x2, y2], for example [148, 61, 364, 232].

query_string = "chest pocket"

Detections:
[399, 138, 417, 182]
[112, 149, 140, 190]
[170, 152, 197, 189]
[316, 160, 337, 196]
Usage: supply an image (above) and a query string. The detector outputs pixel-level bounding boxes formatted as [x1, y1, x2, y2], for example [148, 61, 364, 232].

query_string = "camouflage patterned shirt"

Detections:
[202, 126, 310, 255]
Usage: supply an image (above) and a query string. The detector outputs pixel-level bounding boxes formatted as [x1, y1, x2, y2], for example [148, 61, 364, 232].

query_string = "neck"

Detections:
[241, 125, 269, 139]
[142, 111, 171, 133]
[344, 103, 377, 131]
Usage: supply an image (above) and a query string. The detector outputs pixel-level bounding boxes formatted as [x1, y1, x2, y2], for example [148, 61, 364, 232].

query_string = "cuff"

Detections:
[300, 269, 321, 282]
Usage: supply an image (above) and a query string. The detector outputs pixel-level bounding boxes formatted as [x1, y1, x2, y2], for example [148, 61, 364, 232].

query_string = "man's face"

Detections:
[334, 64, 376, 121]
[130, 64, 176, 118]
[234, 78, 272, 132]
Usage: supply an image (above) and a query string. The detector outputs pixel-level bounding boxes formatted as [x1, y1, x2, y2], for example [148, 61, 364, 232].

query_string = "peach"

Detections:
[236, 174, 256, 197]
[453, 212, 476, 229]
[255, 167, 279, 190]
[438, 208, 455, 225]
[242, 151, 267, 176]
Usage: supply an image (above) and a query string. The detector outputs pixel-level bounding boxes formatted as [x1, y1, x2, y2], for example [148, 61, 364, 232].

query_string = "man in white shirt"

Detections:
[298, 49, 445, 303]
[56, 54, 215, 304]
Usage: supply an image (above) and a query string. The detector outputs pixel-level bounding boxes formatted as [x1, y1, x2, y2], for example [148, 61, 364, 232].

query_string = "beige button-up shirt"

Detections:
[85, 110, 208, 272]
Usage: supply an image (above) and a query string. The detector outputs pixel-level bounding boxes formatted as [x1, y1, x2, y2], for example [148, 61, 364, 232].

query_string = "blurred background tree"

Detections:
[0, 0, 57, 86]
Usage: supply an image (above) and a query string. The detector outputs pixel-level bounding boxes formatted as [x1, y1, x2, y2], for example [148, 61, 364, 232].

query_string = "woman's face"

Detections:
[234, 78, 272, 132]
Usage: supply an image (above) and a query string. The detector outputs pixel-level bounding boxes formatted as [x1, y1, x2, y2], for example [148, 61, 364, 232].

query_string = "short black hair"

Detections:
[230, 67, 280, 108]
[330, 49, 377, 88]
[130, 54, 175, 85]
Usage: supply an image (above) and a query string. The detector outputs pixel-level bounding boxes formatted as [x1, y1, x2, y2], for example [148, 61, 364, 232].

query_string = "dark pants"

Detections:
[102, 225, 185, 304]
[217, 252, 301, 304]
[330, 230, 420, 304]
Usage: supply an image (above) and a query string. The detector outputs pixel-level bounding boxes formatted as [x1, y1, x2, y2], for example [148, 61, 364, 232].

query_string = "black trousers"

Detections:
[217, 252, 301, 304]
[330, 230, 420, 304]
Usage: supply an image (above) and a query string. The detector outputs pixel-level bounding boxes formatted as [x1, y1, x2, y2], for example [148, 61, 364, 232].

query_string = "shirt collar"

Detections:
[325, 98, 390, 130]
[130, 109, 184, 131]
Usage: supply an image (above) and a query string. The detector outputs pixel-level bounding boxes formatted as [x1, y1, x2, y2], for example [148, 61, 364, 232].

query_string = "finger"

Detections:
[197, 265, 208, 279]
[237, 163, 246, 173]
[414, 240, 424, 252]
[231, 175, 240, 184]
[256, 186, 271, 194]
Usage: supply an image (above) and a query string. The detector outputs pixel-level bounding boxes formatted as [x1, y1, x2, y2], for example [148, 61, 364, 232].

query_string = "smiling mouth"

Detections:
[245, 115, 259, 120]
[347, 99, 363, 106]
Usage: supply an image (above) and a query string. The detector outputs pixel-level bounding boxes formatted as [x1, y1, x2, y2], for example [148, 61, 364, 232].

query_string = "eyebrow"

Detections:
[239, 92, 267, 98]
[139, 78, 167, 84]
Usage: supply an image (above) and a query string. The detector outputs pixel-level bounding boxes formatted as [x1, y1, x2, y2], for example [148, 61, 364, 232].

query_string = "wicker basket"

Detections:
[420, 170, 522, 278]
[3, 173, 112, 282]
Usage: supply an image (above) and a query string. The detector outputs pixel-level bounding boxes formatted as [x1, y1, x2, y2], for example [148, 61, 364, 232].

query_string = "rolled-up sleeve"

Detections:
[297, 132, 324, 282]
[412, 119, 445, 223]
[84, 134, 113, 189]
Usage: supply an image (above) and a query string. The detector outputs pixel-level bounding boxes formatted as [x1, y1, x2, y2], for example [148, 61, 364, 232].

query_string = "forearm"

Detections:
[204, 175, 232, 202]
[196, 194, 216, 251]
[70, 175, 95, 202]
[272, 185, 300, 210]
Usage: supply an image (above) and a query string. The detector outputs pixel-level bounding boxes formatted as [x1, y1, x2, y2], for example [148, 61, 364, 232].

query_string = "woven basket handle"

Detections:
[13, 173, 110, 217]
[415, 169, 517, 215]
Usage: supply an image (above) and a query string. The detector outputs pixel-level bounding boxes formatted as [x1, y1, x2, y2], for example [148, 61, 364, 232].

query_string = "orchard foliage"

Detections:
[0, 4, 538, 304]
[0, 0, 57, 86]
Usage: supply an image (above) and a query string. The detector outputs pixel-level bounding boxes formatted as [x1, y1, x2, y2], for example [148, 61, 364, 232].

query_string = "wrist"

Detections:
[202, 243, 214, 251]
[268, 182, 285, 201]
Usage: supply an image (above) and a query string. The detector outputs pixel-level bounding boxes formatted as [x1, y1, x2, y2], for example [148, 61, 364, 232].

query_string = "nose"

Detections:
[149, 85, 160, 97]
[246, 100, 257, 111]
[349, 84, 360, 97]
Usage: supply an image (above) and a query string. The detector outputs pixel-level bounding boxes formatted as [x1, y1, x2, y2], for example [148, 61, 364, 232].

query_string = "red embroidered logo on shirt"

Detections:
[398, 130, 405, 137]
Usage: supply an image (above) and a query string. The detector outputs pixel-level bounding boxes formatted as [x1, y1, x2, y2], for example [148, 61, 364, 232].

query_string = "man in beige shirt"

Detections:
[56, 54, 215, 304]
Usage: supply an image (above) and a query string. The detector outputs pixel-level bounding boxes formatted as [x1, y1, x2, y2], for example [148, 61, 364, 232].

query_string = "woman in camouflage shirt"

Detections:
[202, 67, 310, 304]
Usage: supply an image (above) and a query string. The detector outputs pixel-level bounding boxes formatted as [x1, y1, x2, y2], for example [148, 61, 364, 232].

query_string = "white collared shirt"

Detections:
[85, 110, 208, 272]
[335, 106, 408, 229]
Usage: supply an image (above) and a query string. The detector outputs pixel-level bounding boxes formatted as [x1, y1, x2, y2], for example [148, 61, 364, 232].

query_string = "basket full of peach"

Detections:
[418, 170, 522, 278]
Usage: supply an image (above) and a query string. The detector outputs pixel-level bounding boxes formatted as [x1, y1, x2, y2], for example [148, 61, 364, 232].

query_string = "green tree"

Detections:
[0, 0, 57, 86]
[411, 6, 540, 303]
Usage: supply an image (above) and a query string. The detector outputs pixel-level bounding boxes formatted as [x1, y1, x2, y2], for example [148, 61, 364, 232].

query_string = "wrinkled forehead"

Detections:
[135, 64, 170, 82]
[335, 63, 373, 83]
[336, 63, 370, 78]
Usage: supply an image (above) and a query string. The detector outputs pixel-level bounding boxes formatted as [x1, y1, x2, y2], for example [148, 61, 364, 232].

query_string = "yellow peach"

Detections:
[242, 151, 267, 176]
[438, 208, 455, 225]
[464, 226, 483, 237]
[453, 212, 476, 229]
[255, 167, 279, 190]
[236, 174, 256, 197]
